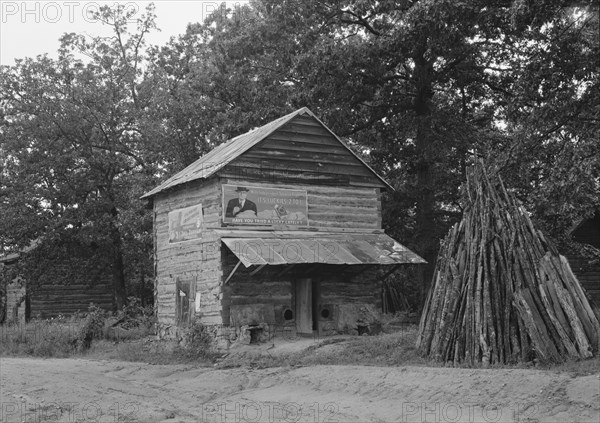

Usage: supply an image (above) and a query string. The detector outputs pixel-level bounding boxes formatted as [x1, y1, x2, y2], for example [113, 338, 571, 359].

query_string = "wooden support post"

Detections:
[277, 264, 296, 277]
[224, 260, 242, 285]
[250, 264, 267, 276]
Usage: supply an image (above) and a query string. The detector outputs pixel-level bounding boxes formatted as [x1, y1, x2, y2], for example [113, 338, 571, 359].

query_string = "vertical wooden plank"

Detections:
[190, 276, 197, 323]
[295, 278, 312, 334]
[312, 280, 321, 332]
[153, 203, 158, 321]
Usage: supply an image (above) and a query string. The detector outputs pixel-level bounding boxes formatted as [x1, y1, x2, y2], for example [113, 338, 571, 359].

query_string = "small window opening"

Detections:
[283, 309, 294, 320]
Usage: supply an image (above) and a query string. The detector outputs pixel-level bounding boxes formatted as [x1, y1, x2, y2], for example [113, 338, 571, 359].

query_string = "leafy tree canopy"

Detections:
[1, 1, 597, 309]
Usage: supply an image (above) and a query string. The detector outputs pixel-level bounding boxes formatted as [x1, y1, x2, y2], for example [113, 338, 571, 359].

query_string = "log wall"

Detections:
[221, 179, 381, 230]
[320, 266, 381, 307]
[152, 113, 389, 335]
[221, 248, 294, 327]
[29, 281, 113, 318]
[1, 261, 114, 322]
[153, 178, 224, 331]
[221, 245, 382, 332]
[567, 213, 600, 307]
[219, 114, 386, 190]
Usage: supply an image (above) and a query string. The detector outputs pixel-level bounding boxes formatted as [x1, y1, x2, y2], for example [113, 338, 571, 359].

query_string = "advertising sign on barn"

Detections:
[168, 204, 203, 243]
[222, 184, 308, 226]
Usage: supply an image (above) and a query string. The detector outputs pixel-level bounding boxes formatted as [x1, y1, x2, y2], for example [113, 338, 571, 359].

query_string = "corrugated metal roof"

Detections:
[142, 107, 392, 199]
[142, 108, 310, 199]
[221, 233, 426, 268]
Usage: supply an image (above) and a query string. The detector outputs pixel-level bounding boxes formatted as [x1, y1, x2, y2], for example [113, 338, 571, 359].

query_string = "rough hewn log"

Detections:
[417, 159, 598, 365]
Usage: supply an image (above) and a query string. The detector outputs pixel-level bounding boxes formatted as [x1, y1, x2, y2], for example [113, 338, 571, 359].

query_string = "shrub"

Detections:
[76, 304, 106, 351]
[115, 297, 155, 329]
[103, 297, 156, 342]
[175, 319, 218, 361]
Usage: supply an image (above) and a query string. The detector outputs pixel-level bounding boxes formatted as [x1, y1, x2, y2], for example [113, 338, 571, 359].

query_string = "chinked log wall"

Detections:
[154, 178, 224, 329]
[221, 249, 382, 327]
[154, 182, 382, 329]
[320, 267, 381, 307]
[29, 281, 114, 318]
[153, 113, 387, 332]
[2, 263, 114, 321]
[220, 179, 381, 230]
[221, 249, 293, 327]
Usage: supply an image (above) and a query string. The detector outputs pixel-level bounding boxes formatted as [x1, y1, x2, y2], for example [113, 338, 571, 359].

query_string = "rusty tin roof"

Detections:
[142, 107, 392, 199]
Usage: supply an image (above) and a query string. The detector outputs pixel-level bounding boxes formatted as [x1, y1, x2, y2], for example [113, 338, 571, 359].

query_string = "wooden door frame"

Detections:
[295, 277, 312, 334]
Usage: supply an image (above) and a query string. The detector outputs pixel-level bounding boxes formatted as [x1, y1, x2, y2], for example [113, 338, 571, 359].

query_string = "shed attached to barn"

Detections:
[565, 211, 600, 306]
[142, 108, 425, 342]
[0, 241, 115, 324]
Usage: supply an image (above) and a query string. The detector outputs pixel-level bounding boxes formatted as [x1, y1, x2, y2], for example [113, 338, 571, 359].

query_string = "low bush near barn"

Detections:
[174, 319, 220, 361]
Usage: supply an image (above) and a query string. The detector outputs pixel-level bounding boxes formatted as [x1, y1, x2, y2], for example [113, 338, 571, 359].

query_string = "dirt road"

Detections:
[1, 357, 598, 422]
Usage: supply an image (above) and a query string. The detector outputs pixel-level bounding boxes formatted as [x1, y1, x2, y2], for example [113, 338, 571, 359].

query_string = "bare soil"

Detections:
[1, 353, 599, 423]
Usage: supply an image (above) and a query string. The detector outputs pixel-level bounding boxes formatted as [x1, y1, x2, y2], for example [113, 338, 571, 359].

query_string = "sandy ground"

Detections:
[1, 355, 599, 423]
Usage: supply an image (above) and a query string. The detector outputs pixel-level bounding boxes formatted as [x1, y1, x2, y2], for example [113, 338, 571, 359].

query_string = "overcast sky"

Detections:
[0, 1, 249, 66]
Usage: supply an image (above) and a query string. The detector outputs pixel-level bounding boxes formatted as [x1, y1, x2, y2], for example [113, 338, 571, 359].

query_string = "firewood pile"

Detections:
[416, 160, 600, 365]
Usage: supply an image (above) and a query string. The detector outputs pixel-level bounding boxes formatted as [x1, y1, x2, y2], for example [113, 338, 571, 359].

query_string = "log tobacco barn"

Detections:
[142, 108, 425, 342]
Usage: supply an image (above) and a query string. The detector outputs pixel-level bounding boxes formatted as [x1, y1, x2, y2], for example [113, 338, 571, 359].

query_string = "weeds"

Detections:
[173, 319, 220, 362]
[0, 299, 156, 358]
[0, 317, 79, 357]
[75, 304, 106, 351]
[216, 327, 427, 369]
[3, 313, 600, 375]
[113, 298, 155, 329]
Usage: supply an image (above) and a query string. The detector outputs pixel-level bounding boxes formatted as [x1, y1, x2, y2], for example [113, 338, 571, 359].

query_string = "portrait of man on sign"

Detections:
[225, 187, 258, 218]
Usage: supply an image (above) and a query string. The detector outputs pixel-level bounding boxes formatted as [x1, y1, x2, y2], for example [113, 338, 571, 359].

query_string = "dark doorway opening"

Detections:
[295, 278, 322, 335]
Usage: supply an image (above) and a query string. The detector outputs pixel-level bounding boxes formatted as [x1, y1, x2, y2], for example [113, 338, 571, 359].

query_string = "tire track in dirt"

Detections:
[1, 358, 598, 422]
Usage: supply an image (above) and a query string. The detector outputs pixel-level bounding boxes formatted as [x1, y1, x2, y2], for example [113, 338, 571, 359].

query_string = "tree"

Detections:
[152, 0, 598, 306]
[492, 4, 600, 237]
[0, 4, 159, 308]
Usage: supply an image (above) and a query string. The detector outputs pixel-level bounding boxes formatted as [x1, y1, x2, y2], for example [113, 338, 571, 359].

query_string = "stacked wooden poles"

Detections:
[416, 160, 600, 365]
[383, 278, 411, 313]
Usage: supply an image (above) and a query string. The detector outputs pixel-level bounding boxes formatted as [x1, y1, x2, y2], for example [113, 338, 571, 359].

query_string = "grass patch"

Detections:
[86, 320, 219, 365]
[0, 300, 156, 359]
[298, 330, 426, 367]
[217, 325, 428, 369]
[0, 319, 81, 357]
[3, 315, 600, 376]
[538, 355, 600, 376]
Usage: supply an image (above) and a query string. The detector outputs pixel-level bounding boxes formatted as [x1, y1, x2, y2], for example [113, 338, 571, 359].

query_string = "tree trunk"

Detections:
[413, 51, 437, 308]
[110, 208, 127, 310]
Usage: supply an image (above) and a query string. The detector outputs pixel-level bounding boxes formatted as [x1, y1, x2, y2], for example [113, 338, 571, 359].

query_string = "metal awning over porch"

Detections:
[221, 233, 426, 268]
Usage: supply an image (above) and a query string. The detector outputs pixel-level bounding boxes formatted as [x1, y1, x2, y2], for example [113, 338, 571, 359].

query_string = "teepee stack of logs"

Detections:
[416, 160, 600, 365]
